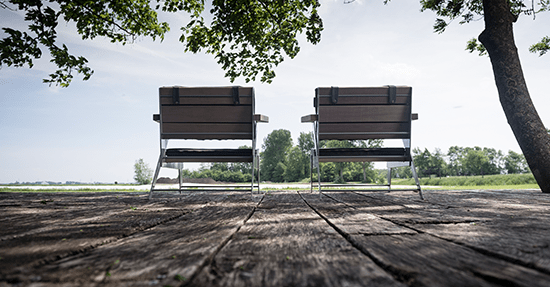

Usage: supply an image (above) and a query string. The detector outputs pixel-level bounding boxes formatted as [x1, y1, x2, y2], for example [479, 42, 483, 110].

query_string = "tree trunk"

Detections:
[479, 0, 550, 193]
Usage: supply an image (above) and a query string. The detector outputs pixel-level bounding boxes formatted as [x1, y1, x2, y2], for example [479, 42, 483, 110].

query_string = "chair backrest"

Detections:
[315, 86, 413, 140]
[159, 86, 255, 140]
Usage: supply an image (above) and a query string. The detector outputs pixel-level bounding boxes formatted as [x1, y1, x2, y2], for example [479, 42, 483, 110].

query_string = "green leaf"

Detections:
[466, 38, 487, 56]
[529, 36, 550, 56]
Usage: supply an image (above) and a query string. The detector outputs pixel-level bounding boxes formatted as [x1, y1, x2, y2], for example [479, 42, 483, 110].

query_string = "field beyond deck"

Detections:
[1, 189, 550, 286]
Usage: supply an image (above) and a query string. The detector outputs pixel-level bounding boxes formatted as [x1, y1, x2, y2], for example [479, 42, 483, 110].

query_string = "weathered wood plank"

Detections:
[316, 86, 412, 96]
[161, 106, 252, 123]
[379, 189, 550, 274]
[0, 192, 174, 241]
[161, 123, 252, 134]
[325, 190, 481, 224]
[0, 193, 189, 282]
[2, 189, 550, 286]
[160, 96, 253, 105]
[313, 190, 550, 285]
[319, 106, 410, 123]
[351, 233, 550, 287]
[190, 190, 404, 287]
[159, 86, 254, 97]
[0, 191, 257, 286]
[299, 192, 416, 236]
[318, 96, 409, 105]
[319, 122, 410, 135]
[303, 191, 550, 286]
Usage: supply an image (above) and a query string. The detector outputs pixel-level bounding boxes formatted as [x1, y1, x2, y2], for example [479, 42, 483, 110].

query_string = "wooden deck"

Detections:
[1, 189, 550, 286]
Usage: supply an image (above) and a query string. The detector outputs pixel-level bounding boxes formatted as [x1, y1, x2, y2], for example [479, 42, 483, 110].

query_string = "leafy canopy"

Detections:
[1, 0, 169, 87]
[410, 0, 550, 56]
[1, 0, 323, 86]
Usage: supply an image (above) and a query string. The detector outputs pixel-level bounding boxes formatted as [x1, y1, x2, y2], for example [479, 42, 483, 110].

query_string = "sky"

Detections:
[1, 0, 549, 184]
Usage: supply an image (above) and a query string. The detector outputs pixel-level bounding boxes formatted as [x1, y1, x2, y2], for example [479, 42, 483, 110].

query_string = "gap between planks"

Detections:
[182, 193, 265, 286]
[349, 190, 550, 276]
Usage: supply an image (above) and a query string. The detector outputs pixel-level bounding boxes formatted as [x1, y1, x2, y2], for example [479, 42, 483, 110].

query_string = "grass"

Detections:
[0, 188, 144, 193]
[392, 173, 536, 186]
[0, 174, 540, 193]
[417, 184, 539, 190]
[0, 183, 139, 186]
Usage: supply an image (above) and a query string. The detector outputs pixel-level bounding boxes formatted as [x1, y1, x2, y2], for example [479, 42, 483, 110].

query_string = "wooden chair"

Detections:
[149, 86, 268, 199]
[301, 86, 423, 199]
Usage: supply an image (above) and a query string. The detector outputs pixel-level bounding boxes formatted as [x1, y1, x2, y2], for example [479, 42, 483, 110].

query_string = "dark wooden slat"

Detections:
[319, 155, 410, 162]
[161, 106, 252, 123]
[164, 148, 254, 162]
[319, 105, 410, 123]
[319, 133, 409, 140]
[159, 86, 254, 97]
[161, 123, 252, 134]
[318, 147, 411, 162]
[317, 86, 412, 96]
[165, 157, 253, 163]
[318, 96, 409, 105]
[312, 119, 413, 139]
[160, 97, 252, 105]
[319, 122, 410, 134]
[161, 134, 252, 140]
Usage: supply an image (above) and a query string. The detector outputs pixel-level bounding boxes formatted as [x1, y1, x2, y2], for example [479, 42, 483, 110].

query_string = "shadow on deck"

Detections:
[1, 189, 549, 286]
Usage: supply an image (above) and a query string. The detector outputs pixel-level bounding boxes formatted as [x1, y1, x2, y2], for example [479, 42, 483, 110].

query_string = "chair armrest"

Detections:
[153, 114, 160, 123]
[412, 113, 419, 121]
[301, 114, 318, 123]
[254, 114, 269, 123]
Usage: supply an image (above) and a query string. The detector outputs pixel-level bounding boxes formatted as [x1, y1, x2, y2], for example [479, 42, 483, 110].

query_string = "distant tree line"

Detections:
[152, 129, 382, 184]
[258, 129, 383, 183]
[397, 146, 530, 179]
[135, 138, 531, 184]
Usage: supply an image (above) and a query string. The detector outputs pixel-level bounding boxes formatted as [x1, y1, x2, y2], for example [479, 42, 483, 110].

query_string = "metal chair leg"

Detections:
[149, 154, 164, 200]
[410, 161, 424, 200]
[178, 167, 183, 194]
[387, 167, 392, 192]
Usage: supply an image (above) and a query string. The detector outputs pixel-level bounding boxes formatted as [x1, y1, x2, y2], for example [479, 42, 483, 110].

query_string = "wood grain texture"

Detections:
[161, 106, 252, 123]
[319, 106, 410, 123]
[318, 96, 409, 105]
[160, 97, 253, 105]
[302, 191, 550, 287]
[159, 86, 254, 97]
[319, 122, 410, 140]
[2, 189, 550, 286]
[161, 123, 253, 140]
[191, 191, 404, 287]
[316, 86, 412, 96]
[0, 192, 259, 286]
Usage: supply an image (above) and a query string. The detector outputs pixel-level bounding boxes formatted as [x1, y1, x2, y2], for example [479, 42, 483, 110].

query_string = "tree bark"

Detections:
[479, 0, 550, 193]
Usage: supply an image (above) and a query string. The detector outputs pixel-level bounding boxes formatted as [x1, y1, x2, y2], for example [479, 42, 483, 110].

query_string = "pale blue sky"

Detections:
[1, 0, 549, 183]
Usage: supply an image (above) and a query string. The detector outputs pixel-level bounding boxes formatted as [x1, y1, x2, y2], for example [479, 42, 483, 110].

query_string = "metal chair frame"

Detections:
[149, 86, 268, 199]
